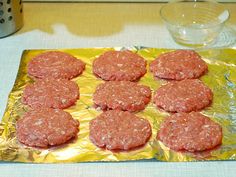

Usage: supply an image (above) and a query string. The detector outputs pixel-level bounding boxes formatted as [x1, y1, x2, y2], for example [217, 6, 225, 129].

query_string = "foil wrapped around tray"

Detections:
[0, 47, 235, 163]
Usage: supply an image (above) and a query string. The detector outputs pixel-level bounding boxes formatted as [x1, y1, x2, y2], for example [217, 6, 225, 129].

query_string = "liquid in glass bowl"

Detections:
[160, 0, 229, 47]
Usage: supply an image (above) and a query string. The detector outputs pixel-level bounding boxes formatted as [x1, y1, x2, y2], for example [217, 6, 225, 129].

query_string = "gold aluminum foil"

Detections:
[0, 47, 235, 163]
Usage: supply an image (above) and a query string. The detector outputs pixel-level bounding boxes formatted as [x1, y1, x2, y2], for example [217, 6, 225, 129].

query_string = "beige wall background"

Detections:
[23, 0, 236, 2]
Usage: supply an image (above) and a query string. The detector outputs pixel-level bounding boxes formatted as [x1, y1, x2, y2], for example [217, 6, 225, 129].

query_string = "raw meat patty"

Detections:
[22, 79, 79, 109]
[157, 112, 222, 152]
[16, 108, 79, 148]
[150, 50, 208, 80]
[89, 110, 152, 150]
[153, 79, 213, 113]
[28, 51, 85, 79]
[93, 50, 147, 81]
[93, 81, 151, 112]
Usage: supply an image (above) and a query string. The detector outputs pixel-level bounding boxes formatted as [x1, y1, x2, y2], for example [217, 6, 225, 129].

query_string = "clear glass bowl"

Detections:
[160, 0, 229, 47]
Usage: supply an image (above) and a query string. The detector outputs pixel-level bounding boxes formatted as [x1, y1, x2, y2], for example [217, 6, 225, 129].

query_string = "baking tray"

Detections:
[0, 47, 236, 163]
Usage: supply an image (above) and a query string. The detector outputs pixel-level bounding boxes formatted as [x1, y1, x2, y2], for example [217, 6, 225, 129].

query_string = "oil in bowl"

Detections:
[160, 0, 229, 47]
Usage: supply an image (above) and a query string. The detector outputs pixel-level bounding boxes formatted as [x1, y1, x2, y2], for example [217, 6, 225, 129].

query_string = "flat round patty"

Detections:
[93, 50, 147, 81]
[157, 112, 222, 152]
[150, 50, 208, 80]
[16, 108, 79, 148]
[28, 51, 85, 79]
[93, 81, 151, 112]
[22, 79, 79, 109]
[153, 79, 213, 113]
[89, 110, 152, 150]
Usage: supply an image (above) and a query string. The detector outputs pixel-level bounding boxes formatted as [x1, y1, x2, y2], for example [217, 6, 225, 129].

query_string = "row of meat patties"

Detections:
[16, 49, 222, 153]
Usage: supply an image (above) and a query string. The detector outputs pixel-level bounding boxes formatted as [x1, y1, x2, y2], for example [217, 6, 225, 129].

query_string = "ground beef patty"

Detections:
[16, 108, 79, 148]
[150, 50, 208, 80]
[93, 81, 151, 112]
[22, 79, 79, 109]
[93, 50, 147, 81]
[153, 79, 213, 113]
[89, 110, 152, 150]
[28, 51, 85, 79]
[157, 112, 222, 152]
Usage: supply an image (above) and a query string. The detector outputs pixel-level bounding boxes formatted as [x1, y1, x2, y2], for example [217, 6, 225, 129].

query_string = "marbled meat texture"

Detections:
[16, 108, 79, 148]
[150, 50, 208, 80]
[93, 50, 147, 81]
[153, 79, 213, 113]
[28, 51, 85, 80]
[22, 79, 79, 109]
[157, 112, 222, 152]
[89, 110, 152, 150]
[93, 81, 151, 112]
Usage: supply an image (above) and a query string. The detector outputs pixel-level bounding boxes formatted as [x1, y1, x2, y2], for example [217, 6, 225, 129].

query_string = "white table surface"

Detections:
[0, 2, 236, 177]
